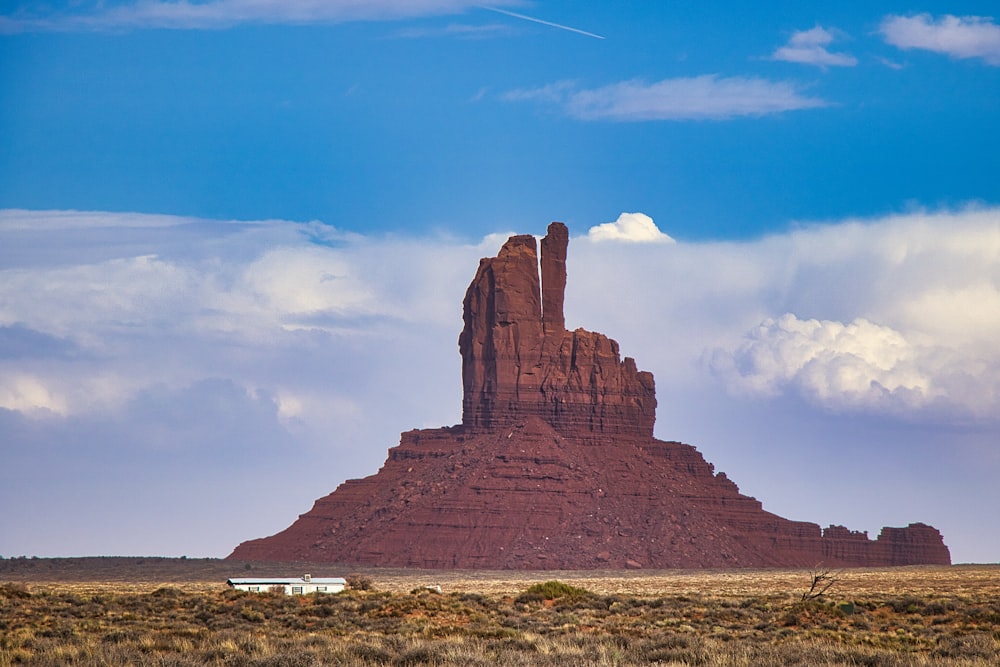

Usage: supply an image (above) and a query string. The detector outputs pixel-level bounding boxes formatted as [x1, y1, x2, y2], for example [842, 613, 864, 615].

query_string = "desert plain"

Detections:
[2, 558, 998, 666]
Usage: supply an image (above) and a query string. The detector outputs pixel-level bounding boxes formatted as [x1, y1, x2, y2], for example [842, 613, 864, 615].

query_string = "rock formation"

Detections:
[230, 222, 950, 569]
[458, 226, 655, 436]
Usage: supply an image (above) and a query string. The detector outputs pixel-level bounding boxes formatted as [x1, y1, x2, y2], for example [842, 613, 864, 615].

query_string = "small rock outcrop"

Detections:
[230, 222, 950, 568]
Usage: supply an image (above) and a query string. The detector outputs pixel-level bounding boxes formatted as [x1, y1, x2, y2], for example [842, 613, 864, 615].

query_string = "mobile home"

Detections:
[227, 574, 346, 595]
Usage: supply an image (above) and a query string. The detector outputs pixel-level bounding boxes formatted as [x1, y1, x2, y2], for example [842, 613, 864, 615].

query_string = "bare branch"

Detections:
[801, 566, 839, 602]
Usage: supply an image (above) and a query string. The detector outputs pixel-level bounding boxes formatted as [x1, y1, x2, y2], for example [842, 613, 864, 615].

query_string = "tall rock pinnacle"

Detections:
[458, 222, 656, 435]
[540, 221, 568, 331]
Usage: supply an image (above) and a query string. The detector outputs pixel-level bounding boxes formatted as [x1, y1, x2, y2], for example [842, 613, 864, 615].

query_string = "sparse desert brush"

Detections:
[1, 566, 999, 666]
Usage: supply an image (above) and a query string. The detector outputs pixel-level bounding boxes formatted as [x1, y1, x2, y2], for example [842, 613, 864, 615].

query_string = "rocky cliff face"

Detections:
[458, 224, 656, 436]
[230, 222, 950, 569]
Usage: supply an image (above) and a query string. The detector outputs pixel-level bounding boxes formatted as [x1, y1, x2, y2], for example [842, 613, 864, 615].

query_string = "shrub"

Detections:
[347, 574, 375, 591]
[0, 582, 30, 598]
[241, 607, 265, 622]
[516, 580, 593, 603]
[932, 634, 998, 660]
[350, 641, 394, 663]
[256, 649, 320, 667]
[888, 595, 926, 614]
[151, 586, 182, 598]
[393, 645, 438, 666]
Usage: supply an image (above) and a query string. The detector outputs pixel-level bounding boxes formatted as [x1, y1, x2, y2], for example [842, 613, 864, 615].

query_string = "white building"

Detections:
[227, 574, 347, 595]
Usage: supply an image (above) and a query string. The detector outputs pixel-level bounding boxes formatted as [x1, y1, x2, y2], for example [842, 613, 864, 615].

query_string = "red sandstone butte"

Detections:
[229, 222, 950, 569]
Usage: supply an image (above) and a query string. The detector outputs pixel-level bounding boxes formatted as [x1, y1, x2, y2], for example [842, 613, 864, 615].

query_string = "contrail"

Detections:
[483, 6, 605, 40]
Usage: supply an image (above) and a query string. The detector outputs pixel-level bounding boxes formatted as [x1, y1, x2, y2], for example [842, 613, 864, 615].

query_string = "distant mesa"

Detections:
[229, 222, 950, 569]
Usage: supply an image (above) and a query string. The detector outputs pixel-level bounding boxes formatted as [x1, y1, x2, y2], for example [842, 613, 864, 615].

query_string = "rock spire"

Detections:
[459, 222, 656, 436]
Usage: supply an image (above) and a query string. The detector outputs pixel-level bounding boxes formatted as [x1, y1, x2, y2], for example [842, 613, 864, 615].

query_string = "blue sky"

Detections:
[1, 1, 999, 563]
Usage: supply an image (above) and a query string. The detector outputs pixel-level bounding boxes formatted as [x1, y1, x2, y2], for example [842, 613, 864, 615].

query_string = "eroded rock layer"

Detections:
[230, 223, 950, 568]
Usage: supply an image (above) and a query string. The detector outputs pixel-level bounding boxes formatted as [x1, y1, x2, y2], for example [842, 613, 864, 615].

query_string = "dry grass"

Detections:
[1, 561, 998, 666]
[366, 563, 1000, 597]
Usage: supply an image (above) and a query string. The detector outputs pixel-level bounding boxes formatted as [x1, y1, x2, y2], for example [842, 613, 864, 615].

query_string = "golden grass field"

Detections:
[1, 558, 998, 666]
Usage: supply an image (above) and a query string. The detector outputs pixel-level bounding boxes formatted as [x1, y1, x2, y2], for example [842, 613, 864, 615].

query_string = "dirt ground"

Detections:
[2, 557, 996, 598]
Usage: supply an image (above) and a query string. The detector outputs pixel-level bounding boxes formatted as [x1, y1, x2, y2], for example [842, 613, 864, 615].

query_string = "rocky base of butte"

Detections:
[230, 222, 950, 569]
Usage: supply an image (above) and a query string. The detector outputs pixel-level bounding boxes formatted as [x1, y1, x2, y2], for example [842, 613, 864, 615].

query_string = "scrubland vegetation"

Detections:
[1, 564, 999, 666]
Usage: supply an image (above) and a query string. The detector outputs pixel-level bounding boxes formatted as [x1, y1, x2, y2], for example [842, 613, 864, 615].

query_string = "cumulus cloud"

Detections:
[881, 14, 1000, 65]
[708, 314, 932, 413]
[0, 0, 518, 33]
[587, 212, 675, 243]
[771, 26, 858, 68]
[505, 75, 828, 121]
[681, 208, 1000, 421]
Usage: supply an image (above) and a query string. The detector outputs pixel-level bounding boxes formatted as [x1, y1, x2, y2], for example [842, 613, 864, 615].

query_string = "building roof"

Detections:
[227, 577, 346, 586]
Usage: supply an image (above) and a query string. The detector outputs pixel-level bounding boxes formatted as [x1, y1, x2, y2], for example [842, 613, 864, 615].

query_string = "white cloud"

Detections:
[893, 282, 1000, 348]
[0, 375, 68, 415]
[771, 26, 858, 68]
[708, 314, 933, 413]
[878, 57, 905, 70]
[0, 254, 201, 341]
[506, 75, 828, 121]
[241, 246, 378, 319]
[0, 0, 519, 33]
[587, 212, 675, 243]
[881, 14, 1000, 66]
[0, 208, 186, 231]
[0, 208, 481, 419]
